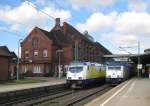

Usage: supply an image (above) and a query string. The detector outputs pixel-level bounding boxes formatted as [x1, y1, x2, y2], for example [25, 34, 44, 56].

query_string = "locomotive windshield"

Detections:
[69, 67, 83, 73]
[108, 66, 121, 70]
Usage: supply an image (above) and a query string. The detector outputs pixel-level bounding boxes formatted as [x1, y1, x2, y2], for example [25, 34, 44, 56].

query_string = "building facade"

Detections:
[0, 46, 12, 80]
[9, 52, 18, 79]
[21, 18, 111, 77]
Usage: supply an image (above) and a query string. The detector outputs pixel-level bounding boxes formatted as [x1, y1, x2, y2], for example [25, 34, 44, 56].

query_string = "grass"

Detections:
[0, 78, 48, 85]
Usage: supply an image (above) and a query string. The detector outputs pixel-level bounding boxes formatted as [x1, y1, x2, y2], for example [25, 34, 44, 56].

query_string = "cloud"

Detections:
[101, 33, 140, 54]
[127, 0, 148, 12]
[43, 7, 71, 21]
[67, 0, 117, 10]
[76, 11, 150, 53]
[0, 2, 71, 31]
[35, 0, 46, 5]
[76, 12, 117, 32]
[101, 33, 138, 46]
[116, 11, 150, 35]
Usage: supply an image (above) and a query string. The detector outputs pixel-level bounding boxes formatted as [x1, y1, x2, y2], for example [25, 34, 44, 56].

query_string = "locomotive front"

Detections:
[66, 64, 86, 88]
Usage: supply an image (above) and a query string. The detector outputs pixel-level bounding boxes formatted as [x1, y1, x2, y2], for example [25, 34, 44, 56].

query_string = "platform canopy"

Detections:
[130, 54, 150, 65]
[104, 54, 137, 58]
[104, 53, 150, 65]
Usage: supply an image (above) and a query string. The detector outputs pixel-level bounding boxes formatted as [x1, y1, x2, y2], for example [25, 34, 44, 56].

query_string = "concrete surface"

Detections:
[85, 78, 150, 106]
[0, 77, 66, 93]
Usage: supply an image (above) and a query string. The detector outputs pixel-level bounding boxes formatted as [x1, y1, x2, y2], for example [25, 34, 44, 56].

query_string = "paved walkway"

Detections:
[86, 78, 150, 106]
[0, 77, 66, 93]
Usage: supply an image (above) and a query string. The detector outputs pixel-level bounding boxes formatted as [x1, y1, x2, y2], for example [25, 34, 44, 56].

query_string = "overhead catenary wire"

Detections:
[119, 44, 139, 54]
[23, 0, 82, 25]
[22, 0, 55, 20]
[0, 0, 56, 40]
[119, 47, 133, 54]
[0, 0, 55, 39]
[0, 24, 28, 35]
[0, 28, 24, 38]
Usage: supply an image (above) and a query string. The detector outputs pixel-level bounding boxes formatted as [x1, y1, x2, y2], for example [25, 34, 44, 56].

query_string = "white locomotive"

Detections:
[106, 65, 128, 84]
[66, 61, 106, 88]
[106, 62, 135, 84]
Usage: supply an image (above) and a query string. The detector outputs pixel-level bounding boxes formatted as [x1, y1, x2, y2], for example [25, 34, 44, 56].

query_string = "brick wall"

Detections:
[21, 28, 53, 63]
[0, 56, 9, 80]
[62, 46, 73, 64]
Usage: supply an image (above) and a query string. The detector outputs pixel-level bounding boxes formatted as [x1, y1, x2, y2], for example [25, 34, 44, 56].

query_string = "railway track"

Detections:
[0, 84, 68, 106]
[14, 84, 112, 106]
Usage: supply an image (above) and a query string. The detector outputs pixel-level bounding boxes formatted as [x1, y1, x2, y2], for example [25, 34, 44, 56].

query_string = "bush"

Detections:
[23, 70, 33, 77]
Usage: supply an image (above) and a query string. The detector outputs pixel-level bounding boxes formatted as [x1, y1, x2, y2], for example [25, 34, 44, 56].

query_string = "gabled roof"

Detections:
[23, 21, 111, 54]
[63, 22, 94, 44]
[62, 22, 112, 54]
[10, 52, 17, 58]
[38, 27, 72, 47]
[0, 46, 12, 57]
[95, 42, 112, 54]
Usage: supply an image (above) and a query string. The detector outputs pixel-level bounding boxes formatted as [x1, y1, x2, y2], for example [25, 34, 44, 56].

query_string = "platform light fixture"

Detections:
[17, 39, 23, 80]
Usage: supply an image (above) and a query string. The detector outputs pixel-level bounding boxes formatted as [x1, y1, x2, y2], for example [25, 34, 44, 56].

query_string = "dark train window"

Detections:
[108, 66, 121, 70]
[69, 67, 83, 73]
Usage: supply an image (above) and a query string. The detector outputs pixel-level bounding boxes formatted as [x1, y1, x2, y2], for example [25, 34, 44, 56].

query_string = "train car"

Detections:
[106, 62, 135, 84]
[66, 61, 106, 88]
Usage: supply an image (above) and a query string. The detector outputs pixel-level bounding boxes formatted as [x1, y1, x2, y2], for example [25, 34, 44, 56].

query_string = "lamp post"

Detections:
[75, 40, 78, 61]
[17, 39, 23, 80]
[137, 41, 141, 78]
[56, 49, 63, 78]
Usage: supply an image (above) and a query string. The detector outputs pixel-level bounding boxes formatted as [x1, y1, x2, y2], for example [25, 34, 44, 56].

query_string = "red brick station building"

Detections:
[20, 18, 111, 77]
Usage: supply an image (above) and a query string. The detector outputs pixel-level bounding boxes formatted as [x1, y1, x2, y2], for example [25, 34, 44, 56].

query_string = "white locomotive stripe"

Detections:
[100, 79, 133, 106]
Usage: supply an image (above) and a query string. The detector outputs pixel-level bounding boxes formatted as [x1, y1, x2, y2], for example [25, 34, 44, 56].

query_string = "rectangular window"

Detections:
[43, 49, 48, 57]
[34, 50, 38, 56]
[108, 66, 121, 71]
[69, 67, 83, 73]
[33, 66, 41, 73]
[25, 50, 29, 58]
[24, 66, 27, 73]
[25, 50, 29, 54]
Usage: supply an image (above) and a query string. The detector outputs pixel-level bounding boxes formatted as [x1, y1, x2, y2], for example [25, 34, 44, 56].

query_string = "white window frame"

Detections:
[43, 49, 48, 57]
[24, 66, 27, 73]
[25, 50, 29, 58]
[33, 66, 41, 73]
[34, 50, 38, 56]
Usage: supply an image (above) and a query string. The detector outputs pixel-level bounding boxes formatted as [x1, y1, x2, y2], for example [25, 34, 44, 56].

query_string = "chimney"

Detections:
[55, 18, 60, 26]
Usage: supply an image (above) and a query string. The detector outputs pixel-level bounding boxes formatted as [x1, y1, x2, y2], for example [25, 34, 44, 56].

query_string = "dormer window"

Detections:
[32, 37, 39, 48]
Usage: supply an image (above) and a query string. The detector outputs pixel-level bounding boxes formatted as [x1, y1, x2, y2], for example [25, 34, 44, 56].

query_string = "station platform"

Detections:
[85, 78, 150, 106]
[0, 77, 66, 93]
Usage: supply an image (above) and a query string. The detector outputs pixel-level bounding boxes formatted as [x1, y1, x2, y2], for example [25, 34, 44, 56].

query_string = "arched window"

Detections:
[32, 37, 39, 48]
[43, 49, 48, 57]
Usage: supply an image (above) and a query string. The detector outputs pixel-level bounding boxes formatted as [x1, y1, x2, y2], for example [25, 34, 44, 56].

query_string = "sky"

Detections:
[0, 0, 150, 55]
